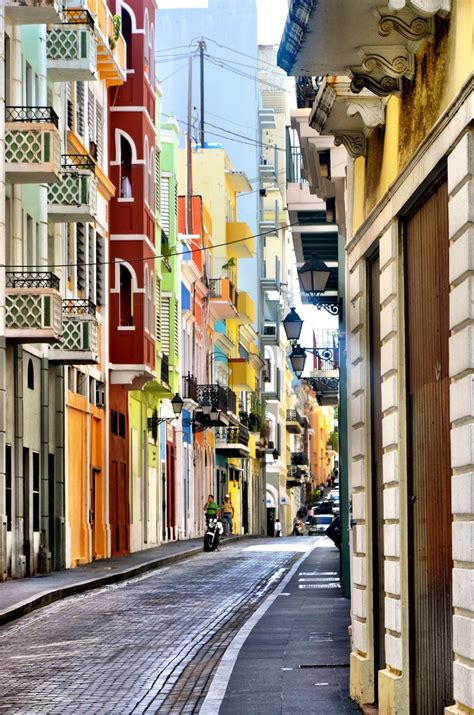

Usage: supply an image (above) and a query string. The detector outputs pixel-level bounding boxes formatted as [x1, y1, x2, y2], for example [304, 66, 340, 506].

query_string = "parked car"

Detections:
[308, 514, 334, 535]
[332, 498, 340, 516]
[315, 500, 334, 514]
[328, 490, 339, 501]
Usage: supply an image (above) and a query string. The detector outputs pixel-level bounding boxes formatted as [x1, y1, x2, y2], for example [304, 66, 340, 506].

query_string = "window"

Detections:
[161, 176, 170, 233]
[144, 138, 149, 207]
[96, 234, 104, 306]
[121, 7, 132, 69]
[119, 264, 133, 326]
[155, 151, 161, 214]
[111, 410, 118, 435]
[32, 451, 40, 532]
[149, 148, 154, 209]
[76, 223, 86, 291]
[120, 135, 133, 198]
[88, 227, 96, 304]
[76, 82, 85, 138]
[27, 359, 34, 390]
[118, 413, 126, 438]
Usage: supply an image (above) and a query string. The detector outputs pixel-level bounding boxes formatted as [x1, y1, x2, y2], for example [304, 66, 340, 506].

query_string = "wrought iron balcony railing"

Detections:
[6, 106, 59, 127]
[183, 374, 198, 403]
[216, 425, 250, 447]
[197, 384, 228, 413]
[63, 298, 96, 315]
[291, 452, 309, 466]
[287, 465, 304, 482]
[61, 154, 95, 171]
[62, 8, 95, 28]
[161, 354, 170, 385]
[226, 388, 237, 416]
[6, 271, 60, 290]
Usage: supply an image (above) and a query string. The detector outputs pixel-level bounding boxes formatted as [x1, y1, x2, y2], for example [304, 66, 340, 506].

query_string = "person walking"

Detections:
[221, 494, 234, 536]
[203, 494, 219, 525]
[274, 517, 282, 537]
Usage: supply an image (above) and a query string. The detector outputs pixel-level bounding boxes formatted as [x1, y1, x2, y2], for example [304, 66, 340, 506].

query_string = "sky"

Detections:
[157, 0, 289, 45]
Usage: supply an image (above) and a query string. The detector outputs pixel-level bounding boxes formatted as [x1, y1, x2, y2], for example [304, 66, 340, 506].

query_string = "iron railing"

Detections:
[63, 298, 96, 315]
[291, 452, 309, 466]
[61, 154, 95, 172]
[183, 373, 198, 402]
[217, 425, 250, 447]
[197, 383, 228, 413]
[62, 8, 95, 27]
[239, 411, 249, 428]
[161, 354, 169, 385]
[226, 388, 237, 416]
[208, 278, 237, 305]
[287, 465, 304, 481]
[6, 106, 59, 127]
[6, 271, 60, 290]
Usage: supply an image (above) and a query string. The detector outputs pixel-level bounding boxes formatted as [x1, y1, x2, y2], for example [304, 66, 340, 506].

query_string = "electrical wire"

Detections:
[206, 55, 293, 95]
[8, 221, 300, 272]
[158, 61, 189, 84]
[201, 36, 280, 70]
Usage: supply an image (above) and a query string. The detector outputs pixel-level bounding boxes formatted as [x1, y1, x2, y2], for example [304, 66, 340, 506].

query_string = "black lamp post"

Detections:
[282, 307, 303, 343]
[289, 344, 307, 378]
[200, 397, 211, 416]
[272, 448, 279, 462]
[298, 255, 331, 296]
[171, 393, 184, 417]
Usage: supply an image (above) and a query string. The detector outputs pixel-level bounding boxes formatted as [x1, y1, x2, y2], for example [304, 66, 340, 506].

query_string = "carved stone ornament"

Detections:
[346, 99, 386, 128]
[350, 73, 402, 97]
[387, 0, 450, 17]
[377, 13, 433, 42]
[358, 45, 414, 78]
[311, 83, 337, 133]
[332, 131, 367, 158]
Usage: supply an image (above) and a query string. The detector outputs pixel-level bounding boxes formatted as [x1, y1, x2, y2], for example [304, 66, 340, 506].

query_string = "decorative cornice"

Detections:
[387, 0, 450, 17]
[350, 73, 402, 97]
[358, 45, 414, 79]
[377, 13, 433, 41]
[332, 131, 367, 158]
[346, 99, 386, 128]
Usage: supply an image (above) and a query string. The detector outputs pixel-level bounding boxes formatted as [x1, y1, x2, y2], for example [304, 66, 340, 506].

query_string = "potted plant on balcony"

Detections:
[109, 14, 121, 51]
[221, 257, 236, 278]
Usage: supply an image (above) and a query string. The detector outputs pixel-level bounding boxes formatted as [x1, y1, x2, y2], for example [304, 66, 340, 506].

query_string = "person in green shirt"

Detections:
[204, 494, 219, 524]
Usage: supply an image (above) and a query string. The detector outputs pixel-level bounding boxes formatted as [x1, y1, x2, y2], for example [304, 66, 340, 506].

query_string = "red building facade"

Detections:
[107, 0, 158, 554]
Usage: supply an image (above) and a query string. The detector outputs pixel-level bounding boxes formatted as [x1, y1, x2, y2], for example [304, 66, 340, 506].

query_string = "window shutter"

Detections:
[76, 222, 86, 291]
[96, 233, 104, 306]
[88, 227, 95, 304]
[76, 82, 85, 139]
[155, 151, 161, 214]
[155, 279, 161, 342]
[88, 89, 94, 147]
[161, 176, 170, 233]
[96, 104, 103, 165]
[67, 83, 74, 131]
[173, 299, 179, 359]
[161, 295, 170, 353]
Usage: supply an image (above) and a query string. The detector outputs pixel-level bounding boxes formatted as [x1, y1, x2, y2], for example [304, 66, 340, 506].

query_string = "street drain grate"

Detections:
[298, 583, 341, 589]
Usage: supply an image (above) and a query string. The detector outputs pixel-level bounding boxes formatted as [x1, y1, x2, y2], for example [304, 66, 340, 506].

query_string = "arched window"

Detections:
[150, 28, 155, 85]
[144, 136, 149, 206]
[119, 264, 133, 326]
[121, 7, 133, 69]
[27, 359, 34, 390]
[149, 147, 154, 208]
[119, 135, 133, 198]
[144, 10, 149, 77]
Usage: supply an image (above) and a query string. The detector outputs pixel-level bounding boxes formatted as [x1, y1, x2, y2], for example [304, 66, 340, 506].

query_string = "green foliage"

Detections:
[328, 431, 338, 451]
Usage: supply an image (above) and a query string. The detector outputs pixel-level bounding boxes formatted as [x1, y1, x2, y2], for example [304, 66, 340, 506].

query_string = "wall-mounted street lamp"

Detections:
[282, 306, 303, 342]
[147, 394, 185, 442]
[298, 255, 341, 316]
[272, 448, 280, 462]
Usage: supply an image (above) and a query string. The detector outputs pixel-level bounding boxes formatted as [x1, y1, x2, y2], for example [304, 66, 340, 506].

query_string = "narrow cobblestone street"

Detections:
[0, 538, 325, 714]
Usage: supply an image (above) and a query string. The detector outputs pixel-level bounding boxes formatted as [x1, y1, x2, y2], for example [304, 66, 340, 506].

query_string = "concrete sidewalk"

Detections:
[215, 538, 359, 715]
[0, 534, 246, 626]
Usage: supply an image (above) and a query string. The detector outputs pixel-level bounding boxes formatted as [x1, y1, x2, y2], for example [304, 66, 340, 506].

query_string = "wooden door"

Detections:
[368, 251, 384, 699]
[405, 178, 452, 713]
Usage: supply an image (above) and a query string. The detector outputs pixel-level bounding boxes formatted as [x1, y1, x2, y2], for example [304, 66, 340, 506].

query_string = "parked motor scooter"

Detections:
[204, 518, 224, 551]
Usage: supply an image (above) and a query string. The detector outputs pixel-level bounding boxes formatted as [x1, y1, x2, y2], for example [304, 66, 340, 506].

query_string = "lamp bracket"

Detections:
[308, 296, 342, 316]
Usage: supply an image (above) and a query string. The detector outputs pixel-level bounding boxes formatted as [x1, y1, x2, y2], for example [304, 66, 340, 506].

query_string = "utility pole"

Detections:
[186, 52, 193, 235]
[197, 38, 207, 148]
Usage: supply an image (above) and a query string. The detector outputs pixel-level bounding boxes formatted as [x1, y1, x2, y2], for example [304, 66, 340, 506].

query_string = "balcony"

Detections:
[215, 425, 250, 458]
[291, 452, 309, 467]
[286, 409, 303, 434]
[182, 373, 199, 408]
[229, 359, 256, 392]
[5, 107, 61, 184]
[287, 465, 305, 487]
[237, 292, 255, 325]
[208, 278, 239, 321]
[49, 299, 98, 364]
[5, 0, 61, 24]
[47, 21, 97, 82]
[48, 155, 97, 222]
[5, 272, 62, 344]
[226, 221, 254, 258]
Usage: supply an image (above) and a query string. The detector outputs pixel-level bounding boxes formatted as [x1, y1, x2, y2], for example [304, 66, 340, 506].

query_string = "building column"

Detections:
[445, 127, 474, 714]
[348, 253, 373, 705]
[39, 357, 51, 573]
[0, 8, 7, 582]
[378, 223, 409, 713]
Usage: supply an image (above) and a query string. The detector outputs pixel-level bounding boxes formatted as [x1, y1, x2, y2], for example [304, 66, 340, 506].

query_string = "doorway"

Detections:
[405, 177, 452, 712]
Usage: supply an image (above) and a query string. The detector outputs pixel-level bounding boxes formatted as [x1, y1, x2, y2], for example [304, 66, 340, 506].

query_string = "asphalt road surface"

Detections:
[0, 537, 318, 714]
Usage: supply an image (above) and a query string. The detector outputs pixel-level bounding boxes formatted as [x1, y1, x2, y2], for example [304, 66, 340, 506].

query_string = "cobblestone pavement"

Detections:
[0, 538, 316, 714]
